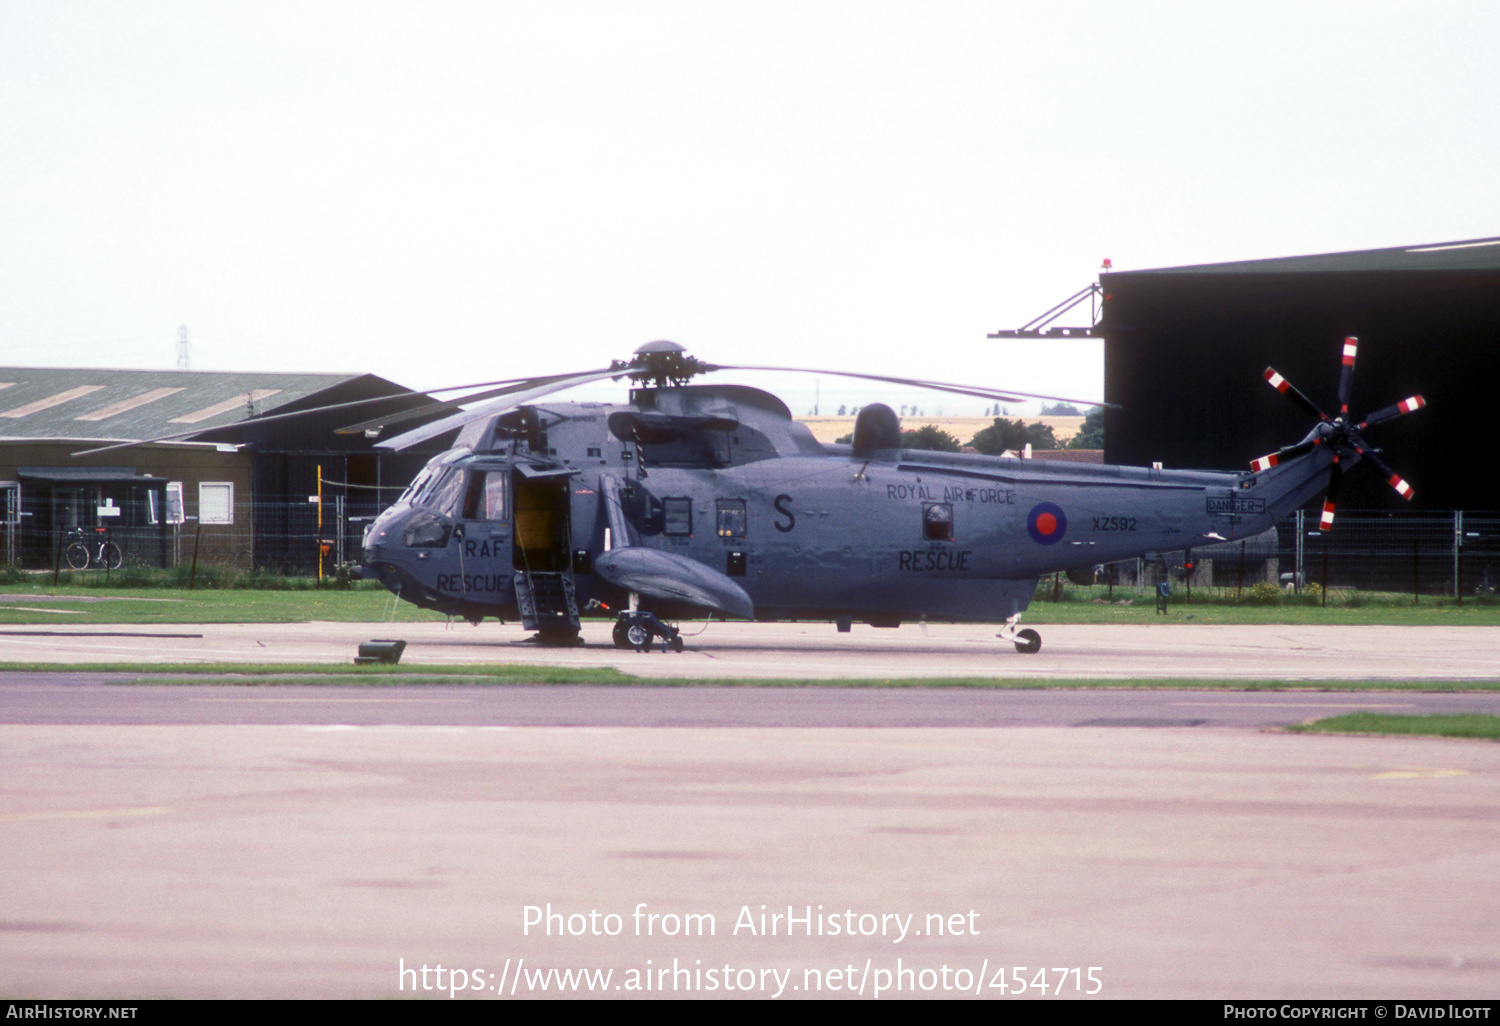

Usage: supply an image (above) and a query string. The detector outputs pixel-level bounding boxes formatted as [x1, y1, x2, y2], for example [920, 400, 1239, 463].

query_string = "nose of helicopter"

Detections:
[359, 506, 410, 581]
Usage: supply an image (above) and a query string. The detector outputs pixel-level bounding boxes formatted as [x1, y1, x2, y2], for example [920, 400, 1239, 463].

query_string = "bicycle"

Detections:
[64, 527, 123, 571]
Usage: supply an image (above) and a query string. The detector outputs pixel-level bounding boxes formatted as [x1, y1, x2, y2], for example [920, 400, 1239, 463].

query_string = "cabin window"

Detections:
[716, 499, 747, 539]
[462, 471, 506, 521]
[663, 497, 693, 536]
[922, 502, 953, 542]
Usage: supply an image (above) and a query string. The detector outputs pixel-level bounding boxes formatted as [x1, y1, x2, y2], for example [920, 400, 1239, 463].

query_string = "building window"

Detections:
[200, 482, 234, 525]
[166, 482, 186, 524]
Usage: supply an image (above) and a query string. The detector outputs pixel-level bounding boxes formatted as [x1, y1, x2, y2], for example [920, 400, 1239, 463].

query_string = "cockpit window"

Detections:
[402, 511, 451, 548]
[400, 467, 435, 505]
[420, 468, 467, 517]
[401, 450, 473, 508]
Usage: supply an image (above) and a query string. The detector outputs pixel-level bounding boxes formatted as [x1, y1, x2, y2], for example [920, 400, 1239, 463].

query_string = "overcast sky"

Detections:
[3, 1, 1497, 415]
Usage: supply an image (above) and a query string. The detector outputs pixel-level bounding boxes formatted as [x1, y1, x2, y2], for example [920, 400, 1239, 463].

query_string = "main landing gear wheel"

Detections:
[1013, 628, 1042, 654]
[612, 611, 684, 652]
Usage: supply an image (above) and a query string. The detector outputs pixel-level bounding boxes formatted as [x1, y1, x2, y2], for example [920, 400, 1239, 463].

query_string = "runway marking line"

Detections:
[1173, 701, 1415, 708]
[1, 806, 170, 824]
[1373, 768, 1468, 780]
[188, 696, 476, 703]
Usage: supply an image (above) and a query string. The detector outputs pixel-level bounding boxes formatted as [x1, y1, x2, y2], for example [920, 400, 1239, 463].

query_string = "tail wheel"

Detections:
[1014, 628, 1042, 654]
[65, 544, 90, 570]
[103, 543, 123, 570]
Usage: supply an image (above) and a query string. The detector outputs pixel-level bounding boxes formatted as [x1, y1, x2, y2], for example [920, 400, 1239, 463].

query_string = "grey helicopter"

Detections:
[353, 337, 1423, 653]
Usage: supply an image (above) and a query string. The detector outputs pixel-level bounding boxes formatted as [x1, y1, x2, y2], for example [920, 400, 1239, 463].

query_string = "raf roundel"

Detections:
[1026, 502, 1067, 545]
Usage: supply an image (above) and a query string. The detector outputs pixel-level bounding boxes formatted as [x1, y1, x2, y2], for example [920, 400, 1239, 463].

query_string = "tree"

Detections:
[1039, 402, 1082, 416]
[1067, 406, 1104, 449]
[901, 425, 962, 452]
[968, 418, 1057, 454]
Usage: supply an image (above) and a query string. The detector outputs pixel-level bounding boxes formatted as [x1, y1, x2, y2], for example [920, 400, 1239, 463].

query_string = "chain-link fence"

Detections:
[1274, 510, 1500, 600]
[3, 497, 389, 577]
[1087, 509, 1500, 602]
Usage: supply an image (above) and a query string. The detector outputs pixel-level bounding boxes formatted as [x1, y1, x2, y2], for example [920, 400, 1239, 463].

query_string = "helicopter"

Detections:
[354, 338, 1424, 653]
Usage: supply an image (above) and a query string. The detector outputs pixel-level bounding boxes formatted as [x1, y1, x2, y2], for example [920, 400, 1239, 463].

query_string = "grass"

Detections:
[1023, 602, 1500, 626]
[1286, 712, 1500, 739]
[0, 663, 1496, 691]
[106, 663, 638, 685]
[1024, 580, 1500, 626]
[0, 582, 450, 625]
[1, 568, 1498, 627]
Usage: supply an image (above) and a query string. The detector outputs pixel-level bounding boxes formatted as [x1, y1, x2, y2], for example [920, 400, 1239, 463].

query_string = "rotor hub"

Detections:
[614, 340, 709, 388]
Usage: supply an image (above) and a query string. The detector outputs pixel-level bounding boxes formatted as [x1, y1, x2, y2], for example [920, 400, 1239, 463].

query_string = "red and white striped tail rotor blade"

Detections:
[1318, 498, 1337, 531]
[1263, 367, 1329, 421]
[1336, 336, 1359, 414]
[1249, 437, 1319, 472]
[1353, 442, 1416, 501]
[1319, 456, 1343, 531]
[1359, 394, 1426, 429]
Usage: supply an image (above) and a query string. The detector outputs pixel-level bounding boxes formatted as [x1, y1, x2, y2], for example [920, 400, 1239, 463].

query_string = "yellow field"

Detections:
[796, 415, 1085, 445]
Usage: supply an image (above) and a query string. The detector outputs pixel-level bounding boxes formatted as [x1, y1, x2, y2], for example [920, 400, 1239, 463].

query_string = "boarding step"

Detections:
[514, 570, 580, 633]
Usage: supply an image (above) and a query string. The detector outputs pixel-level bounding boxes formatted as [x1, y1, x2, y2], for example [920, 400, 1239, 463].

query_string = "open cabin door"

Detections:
[511, 465, 580, 636]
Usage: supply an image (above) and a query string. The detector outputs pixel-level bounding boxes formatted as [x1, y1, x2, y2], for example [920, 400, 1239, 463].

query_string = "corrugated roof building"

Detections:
[0, 368, 451, 572]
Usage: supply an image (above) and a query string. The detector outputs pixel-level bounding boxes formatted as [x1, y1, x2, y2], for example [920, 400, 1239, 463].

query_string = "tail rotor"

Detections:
[1250, 337, 1425, 529]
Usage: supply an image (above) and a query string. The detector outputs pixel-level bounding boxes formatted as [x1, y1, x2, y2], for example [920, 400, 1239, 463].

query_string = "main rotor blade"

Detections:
[68, 371, 621, 457]
[377, 368, 627, 450]
[703, 364, 1112, 409]
[1319, 455, 1342, 531]
[1358, 394, 1426, 430]
[336, 369, 617, 435]
[1263, 367, 1329, 422]
[1352, 440, 1416, 500]
[1336, 336, 1358, 415]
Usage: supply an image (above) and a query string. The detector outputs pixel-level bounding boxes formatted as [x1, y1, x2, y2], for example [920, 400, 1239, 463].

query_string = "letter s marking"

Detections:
[773, 494, 796, 533]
